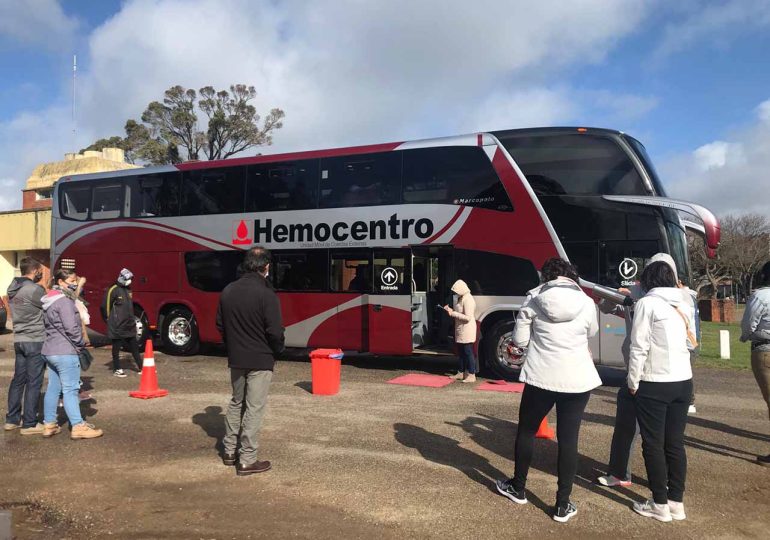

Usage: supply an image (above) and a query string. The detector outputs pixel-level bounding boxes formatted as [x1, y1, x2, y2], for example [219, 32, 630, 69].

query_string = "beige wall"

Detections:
[0, 251, 19, 298]
[0, 209, 51, 251]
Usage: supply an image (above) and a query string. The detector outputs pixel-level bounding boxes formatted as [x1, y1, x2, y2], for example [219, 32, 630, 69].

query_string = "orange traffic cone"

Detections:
[129, 340, 168, 399]
[535, 416, 555, 439]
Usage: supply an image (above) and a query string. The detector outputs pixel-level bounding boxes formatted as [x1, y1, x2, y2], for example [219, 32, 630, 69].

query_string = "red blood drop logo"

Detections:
[236, 220, 248, 239]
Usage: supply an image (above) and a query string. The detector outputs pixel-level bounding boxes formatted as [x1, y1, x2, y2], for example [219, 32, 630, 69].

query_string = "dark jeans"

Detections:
[634, 379, 692, 504]
[512, 384, 591, 506]
[457, 343, 477, 374]
[111, 337, 143, 371]
[6, 342, 45, 428]
[607, 386, 640, 481]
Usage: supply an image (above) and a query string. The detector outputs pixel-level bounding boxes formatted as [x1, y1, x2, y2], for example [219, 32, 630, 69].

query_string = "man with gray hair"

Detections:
[216, 247, 285, 476]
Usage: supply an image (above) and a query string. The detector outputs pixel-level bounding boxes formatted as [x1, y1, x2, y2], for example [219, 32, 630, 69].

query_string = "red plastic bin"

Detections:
[310, 348, 344, 395]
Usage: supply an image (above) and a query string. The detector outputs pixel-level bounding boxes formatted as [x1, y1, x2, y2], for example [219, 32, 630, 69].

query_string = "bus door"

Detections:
[410, 246, 454, 351]
[368, 249, 413, 355]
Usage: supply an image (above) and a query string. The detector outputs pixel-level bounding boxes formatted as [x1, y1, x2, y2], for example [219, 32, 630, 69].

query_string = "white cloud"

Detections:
[757, 99, 770, 123]
[653, 0, 770, 60]
[0, 0, 653, 210]
[0, 0, 79, 52]
[661, 99, 770, 217]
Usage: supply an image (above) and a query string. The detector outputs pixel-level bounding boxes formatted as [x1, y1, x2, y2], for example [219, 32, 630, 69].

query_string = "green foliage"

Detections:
[83, 84, 284, 165]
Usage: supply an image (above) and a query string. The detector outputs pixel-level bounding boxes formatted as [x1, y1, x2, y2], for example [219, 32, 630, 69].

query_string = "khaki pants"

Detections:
[223, 369, 273, 466]
[751, 350, 770, 421]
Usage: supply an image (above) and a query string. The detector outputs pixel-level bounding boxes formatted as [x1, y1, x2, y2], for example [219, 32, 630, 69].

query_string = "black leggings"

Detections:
[512, 384, 591, 506]
[111, 338, 143, 371]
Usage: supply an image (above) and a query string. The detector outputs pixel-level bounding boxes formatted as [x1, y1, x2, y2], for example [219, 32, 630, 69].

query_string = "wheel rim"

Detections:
[495, 331, 524, 370]
[135, 315, 145, 338]
[167, 316, 192, 347]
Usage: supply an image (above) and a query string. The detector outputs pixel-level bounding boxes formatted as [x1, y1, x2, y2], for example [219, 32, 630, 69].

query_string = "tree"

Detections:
[688, 232, 730, 299]
[83, 84, 284, 165]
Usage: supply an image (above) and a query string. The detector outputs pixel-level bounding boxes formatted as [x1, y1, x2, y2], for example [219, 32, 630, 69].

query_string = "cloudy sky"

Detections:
[0, 0, 769, 216]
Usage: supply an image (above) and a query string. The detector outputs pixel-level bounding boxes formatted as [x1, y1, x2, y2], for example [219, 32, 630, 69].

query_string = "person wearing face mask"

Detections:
[4, 257, 47, 435]
[216, 247, 285, 475]
[100, 268, 143, 377]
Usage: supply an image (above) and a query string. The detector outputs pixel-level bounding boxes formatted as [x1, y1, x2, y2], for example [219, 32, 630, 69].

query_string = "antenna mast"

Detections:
[72, 54, 77, 150]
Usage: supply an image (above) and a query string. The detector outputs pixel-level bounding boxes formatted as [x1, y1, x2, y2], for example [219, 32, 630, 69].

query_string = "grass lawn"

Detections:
[696, 321, 751, 370]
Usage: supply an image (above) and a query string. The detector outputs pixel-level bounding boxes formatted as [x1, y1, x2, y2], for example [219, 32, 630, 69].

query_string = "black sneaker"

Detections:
[495, 478, 527, 504]
[553, 501, 578, 523]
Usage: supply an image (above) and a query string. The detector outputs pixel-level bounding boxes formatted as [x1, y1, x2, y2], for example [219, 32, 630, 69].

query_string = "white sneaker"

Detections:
[462, 374, 477, 383]
[633, 499, 672, 522]
[668, 501, 686, 521]
[598, 474, 632, 487]
[113, 369, 127, 378]
[688, 404, 696, 414]
[450, 371, 466, 381]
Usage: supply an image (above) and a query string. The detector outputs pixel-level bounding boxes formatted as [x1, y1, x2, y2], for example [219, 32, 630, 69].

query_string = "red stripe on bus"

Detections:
[423, 207, 464, 244]
[174, 142, 404, 171]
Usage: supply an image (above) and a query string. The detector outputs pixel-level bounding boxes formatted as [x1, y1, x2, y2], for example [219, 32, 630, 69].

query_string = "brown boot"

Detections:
[236, 460, 271, 476]
[71, 422, 104, 440]
[43, 422, 61, 438]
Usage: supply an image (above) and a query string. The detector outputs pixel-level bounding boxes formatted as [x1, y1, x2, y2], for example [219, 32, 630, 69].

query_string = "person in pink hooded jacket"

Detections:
[444, 279, 477, 383]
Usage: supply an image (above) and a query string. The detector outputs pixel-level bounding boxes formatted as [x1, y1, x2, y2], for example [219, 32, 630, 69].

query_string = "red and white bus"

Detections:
[51, 127, 720, 379]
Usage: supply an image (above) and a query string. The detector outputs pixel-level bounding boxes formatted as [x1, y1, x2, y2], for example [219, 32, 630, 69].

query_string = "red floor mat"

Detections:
[387, 374, 454, 388]
[476, 380, 525, 393]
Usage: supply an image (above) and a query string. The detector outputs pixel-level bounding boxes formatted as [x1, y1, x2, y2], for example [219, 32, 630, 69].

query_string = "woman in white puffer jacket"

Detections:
[495, 258, 600, 524]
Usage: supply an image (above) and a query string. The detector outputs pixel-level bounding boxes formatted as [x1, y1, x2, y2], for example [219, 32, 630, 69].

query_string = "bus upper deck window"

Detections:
[91, 184, 124, 220]
[62, 185, 91, 221]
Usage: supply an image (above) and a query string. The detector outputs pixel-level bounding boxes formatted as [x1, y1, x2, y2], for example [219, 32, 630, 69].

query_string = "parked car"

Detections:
[0, 301, 7, 331]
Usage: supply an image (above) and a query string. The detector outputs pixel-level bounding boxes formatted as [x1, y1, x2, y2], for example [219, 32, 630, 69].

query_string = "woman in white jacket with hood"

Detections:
[496, 258, 600, 523]
[627, 261, 693, 523]
[444, 279, 477, 383]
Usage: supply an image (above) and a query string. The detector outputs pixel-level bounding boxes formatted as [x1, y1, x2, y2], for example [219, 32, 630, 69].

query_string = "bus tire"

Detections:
[161, 306, 200, 356]
[132, 306, 151, 352]
[481, 319, 523, 381]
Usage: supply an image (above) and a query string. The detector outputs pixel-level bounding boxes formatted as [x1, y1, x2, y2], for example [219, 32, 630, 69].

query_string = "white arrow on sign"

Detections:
[381, 267, 398, 286]
[618, 258, 639, 280]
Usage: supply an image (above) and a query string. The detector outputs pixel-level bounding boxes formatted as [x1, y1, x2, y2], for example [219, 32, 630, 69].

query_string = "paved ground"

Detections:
[1, 330, 769, 539]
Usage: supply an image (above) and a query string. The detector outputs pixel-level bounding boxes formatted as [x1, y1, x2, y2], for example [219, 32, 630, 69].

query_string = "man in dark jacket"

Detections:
[100, 268, 143, 377]
[4, 257, 46, 435]
[216, 247, 285, 476]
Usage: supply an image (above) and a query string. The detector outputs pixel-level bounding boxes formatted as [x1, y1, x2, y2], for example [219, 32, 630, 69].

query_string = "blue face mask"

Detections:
[67, 283, 78, 291]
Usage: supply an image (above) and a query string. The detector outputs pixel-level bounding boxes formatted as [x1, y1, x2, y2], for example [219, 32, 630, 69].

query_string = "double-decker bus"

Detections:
[51, 127, 720, 380]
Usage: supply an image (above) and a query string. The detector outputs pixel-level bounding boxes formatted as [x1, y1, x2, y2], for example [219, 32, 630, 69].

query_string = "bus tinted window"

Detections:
[402, 147, 512, 211]
[246, 160, 319, 212]
[185, 251, 244, 292]
[60, 184, 91, 221]
[128, 173, 181, 217]
[320, 152, 401, 208]
[453, 249, 539, 296]
[273, 251, 328, 291]
[91, 184, 124, 220]
[331, 251, 371, 292]
[181, 167, 245, 215]
[500, 134, 647, 195]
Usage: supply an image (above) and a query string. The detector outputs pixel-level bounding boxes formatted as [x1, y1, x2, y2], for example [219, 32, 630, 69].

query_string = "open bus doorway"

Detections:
[411, 246, 454, 353]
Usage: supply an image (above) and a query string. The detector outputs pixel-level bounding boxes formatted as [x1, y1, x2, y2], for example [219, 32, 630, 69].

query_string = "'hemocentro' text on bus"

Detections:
[51, 127, 720, 380]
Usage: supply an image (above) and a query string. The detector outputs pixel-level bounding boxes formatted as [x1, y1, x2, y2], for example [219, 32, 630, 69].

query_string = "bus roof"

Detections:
[55, 126, 629, 184]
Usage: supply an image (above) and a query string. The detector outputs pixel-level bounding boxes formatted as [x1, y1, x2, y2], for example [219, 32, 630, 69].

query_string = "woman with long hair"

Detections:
[41, 268, 103, 439]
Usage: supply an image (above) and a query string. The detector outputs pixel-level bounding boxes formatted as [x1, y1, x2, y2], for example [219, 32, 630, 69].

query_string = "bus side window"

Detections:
[129, 173, 181, 218]
[273, 251, 328, 291]
[330, 252, 371, 292]
[319, 152, 401, 208]
[246, 160, 319, 212]
[181, 167, 245, 215]
[61, 185, 92, 221]
[91, 184, 123, 220]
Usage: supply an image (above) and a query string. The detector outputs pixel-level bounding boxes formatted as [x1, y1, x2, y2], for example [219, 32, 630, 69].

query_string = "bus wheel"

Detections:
[161, 306, 200, 356]
[482, 319, 523, 381]
[133, 307, 151, 352]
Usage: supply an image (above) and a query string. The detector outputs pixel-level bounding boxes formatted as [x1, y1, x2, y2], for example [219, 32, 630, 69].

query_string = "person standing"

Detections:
[496, 258, 600, 523]
[4, 257, 47, 435]
[41, 269, 103, 439]
[740, 261, 770, 466]
[628, 261, 693, 522]
[216, 247, 285, 476]
[597, 252, 696, 488]
[445, 279, 478, 383]
[101, 269, 142, 377]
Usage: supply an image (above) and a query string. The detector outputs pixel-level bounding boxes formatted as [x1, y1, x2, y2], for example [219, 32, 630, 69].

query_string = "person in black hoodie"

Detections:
[100, 268, 143, 377]
[216, 247, 285, 476]
[4, 257, 46, 435]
